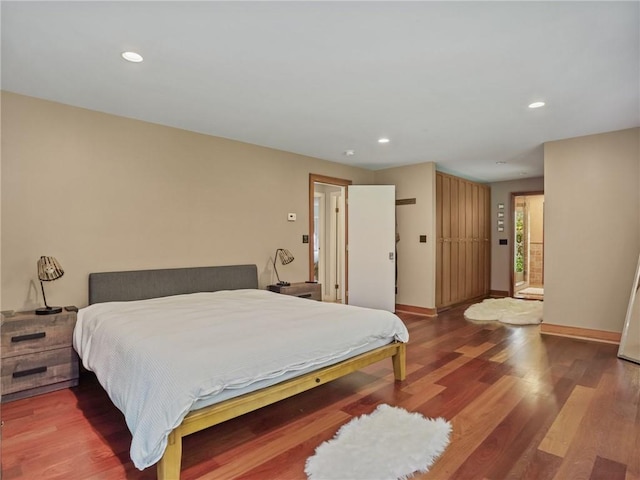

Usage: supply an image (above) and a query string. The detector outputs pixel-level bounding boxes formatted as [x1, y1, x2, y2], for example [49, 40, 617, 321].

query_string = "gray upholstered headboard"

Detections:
[88, 264, 258, 305]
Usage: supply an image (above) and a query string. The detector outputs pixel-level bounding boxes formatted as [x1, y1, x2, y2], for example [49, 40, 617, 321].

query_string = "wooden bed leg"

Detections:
[157, 429, 182, 480]
[392, 342, 407, 381]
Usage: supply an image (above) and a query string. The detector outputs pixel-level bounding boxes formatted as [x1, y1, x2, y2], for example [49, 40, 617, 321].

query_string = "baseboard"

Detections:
[540, 323, 621, 345]
[395, 304, 438, 317]
[436, 294, 489, 313]
[490, 290, 509, 298]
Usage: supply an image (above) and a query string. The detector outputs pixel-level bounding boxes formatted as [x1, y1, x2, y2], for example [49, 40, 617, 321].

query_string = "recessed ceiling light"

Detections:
[528, 101, 545, 109]
[343, 149, 355, 156]
[378, 138, 390, 144]
[496, 161, 507, 165]
[121, 51, 143, 63]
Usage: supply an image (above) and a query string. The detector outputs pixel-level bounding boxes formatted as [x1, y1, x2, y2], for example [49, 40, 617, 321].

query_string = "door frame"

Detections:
[328, 191, 345, 302]
[509, 190, 544, 297]
[313, 191, 326, 290]
[308, 174, 352, 300]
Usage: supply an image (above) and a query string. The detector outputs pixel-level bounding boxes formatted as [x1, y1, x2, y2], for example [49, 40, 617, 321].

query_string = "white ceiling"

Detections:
[2, 1, 638, 182]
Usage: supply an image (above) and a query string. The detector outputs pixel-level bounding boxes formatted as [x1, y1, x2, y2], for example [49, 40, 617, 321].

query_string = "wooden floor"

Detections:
[2, 304, 639, 479]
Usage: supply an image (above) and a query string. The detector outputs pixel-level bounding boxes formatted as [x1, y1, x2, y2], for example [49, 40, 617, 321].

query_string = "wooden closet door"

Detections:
[436, 172, 490, 309]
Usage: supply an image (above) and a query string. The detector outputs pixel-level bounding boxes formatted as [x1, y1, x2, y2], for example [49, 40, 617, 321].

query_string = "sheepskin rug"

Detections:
[464, 297, 543, 325]
[305, 404, 451, 480]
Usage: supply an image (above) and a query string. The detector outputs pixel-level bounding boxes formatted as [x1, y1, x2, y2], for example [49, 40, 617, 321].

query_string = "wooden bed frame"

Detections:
[87, 264, 407, 479]
[159, 341, 405, 479]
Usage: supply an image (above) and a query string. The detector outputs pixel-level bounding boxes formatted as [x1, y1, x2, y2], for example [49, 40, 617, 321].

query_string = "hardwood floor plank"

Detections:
[436, 357, 495, 387]
[577, 344, 615, 388]
[451, 393, 560, 479]
[519, 449, 564, 480]
[419, 375, 526, 478]
[550, 367, 640, 480]
[455, 341, 501, 358]
[407, 350, 464, 379]
[400, 353, 475, 396]
[538, 384, 596, 458]
[497, 377, 577, 480]
[477, 361, 514, 385]
[589, 371, 639, 467]
[197, 410, 350, 480]
[628, 391, 640, 480]
[590, 456, 627, 480]
[396, 382, 447, 412]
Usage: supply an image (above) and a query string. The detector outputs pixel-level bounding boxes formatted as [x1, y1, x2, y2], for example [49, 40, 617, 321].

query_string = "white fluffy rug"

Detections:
[464, 297, 543, 325]
[518, 287, 544, 296]
[305, 404, 451, 480]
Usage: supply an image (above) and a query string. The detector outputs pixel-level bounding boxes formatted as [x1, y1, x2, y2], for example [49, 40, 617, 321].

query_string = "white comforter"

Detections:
[73, 289, 409, 470]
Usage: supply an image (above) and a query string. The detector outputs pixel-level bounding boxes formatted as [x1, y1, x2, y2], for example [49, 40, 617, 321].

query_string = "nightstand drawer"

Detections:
[1, 312, 75, 358]
[1, 348, 79, 395]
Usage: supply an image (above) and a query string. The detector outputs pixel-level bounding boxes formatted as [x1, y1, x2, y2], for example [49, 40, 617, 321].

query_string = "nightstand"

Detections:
[1, 309, 79, 402]
[267, 282, 322, 301]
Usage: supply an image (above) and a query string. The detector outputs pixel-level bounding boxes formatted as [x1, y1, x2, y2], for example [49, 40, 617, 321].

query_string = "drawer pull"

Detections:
[297, 293, 312, 298]
[13, 366, 48, 378]
[11, 332, 46, 343]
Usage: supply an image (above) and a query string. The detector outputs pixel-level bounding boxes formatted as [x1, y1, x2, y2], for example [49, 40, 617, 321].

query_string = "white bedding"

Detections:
[73, 289, 409, 470]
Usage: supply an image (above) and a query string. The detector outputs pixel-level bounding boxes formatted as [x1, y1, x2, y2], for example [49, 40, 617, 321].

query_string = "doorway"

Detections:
[511, 192, 544, 300]
[309, 174, 351, 303]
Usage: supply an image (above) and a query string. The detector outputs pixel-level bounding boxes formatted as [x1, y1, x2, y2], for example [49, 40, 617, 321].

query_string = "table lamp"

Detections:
[273, 248, 294, 286]
[36, 256, 64, 315]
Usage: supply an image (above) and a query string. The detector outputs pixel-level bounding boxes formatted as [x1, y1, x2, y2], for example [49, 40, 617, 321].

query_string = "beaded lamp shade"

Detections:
[36, 256, 64, 315]
[38, 256, 64, 282]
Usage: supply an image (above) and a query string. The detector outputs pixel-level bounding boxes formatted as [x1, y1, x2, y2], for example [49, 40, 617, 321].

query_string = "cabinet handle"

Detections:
[11, 332, 46, 343]
[298, 294, 312, 298]
[13, 366, 47, 378]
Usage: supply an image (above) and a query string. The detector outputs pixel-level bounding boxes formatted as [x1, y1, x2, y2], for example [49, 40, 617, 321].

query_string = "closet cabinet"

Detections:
[436, 172, 491, 309]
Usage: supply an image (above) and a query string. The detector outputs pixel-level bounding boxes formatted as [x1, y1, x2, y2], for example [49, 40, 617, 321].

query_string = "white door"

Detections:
[347, 185, 396, 311]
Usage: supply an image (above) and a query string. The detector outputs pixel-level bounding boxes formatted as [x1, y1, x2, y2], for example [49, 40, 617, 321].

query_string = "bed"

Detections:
[74, 264, 408, 479]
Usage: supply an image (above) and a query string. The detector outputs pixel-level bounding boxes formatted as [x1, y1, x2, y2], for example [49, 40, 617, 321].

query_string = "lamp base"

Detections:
[35, 306, 63, 315]
[277, 281, 291, 286]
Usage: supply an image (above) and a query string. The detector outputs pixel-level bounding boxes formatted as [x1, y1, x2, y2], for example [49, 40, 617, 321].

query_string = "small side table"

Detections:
[1, 309, 79, 402]
[267, 282, 322, 301]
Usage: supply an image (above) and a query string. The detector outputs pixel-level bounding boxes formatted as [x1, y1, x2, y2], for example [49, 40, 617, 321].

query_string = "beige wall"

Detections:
[374, 162, 437, 309]
[6, 91, 635, 325]
[528, 195, 544, 244]
[1, 92, 374, 311]
[489, 177, 545, 293]
[544, 128, 640, 333]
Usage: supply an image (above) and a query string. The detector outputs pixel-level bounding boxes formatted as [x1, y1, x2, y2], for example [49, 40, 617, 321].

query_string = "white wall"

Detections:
[374, 162, 437, 309]
[489, 177, 544, 293]
[544, 128, 640, 333]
